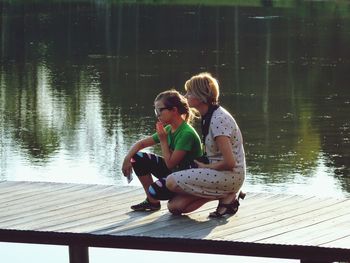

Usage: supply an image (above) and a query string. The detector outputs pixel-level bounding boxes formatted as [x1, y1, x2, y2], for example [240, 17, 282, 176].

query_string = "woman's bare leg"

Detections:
[167, 194, 212, 214]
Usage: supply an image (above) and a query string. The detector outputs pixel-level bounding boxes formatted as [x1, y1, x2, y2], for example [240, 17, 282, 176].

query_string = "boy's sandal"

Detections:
[130, 198, 161, 211]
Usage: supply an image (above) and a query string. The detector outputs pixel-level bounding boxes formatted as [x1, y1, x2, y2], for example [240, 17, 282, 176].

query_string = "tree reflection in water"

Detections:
[0, 1, 349, 196]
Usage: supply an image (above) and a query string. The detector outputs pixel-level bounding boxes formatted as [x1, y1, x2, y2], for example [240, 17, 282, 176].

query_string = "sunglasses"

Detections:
[154, 106, 172, 117]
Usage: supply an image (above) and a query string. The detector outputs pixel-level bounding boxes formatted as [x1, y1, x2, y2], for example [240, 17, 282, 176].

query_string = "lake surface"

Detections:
[1, 1, 349, 197]
[1, 1, 349, 262]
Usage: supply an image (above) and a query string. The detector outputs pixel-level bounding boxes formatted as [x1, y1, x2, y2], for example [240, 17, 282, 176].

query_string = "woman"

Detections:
[165, 72, 246, 217]
[122, 89, 202, 211]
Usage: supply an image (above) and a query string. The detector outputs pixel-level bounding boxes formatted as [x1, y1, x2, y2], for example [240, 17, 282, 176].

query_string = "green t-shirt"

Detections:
[152, 121, 203, 171]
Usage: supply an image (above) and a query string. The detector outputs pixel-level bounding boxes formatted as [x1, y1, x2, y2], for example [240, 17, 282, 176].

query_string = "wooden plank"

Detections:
[0, 184, 88, 212]
[256, 210, 350, 246]
[0, 182, 128, 210]
[0, 184, 135, 221]
[0, 181, 80, 204]
[0, 184, 121, 222]
[0, 181, 350, 262]
[30, 190, 147, 232]
[160, 196, 330, 239]
[217, 198, 348, 242]
[321, 235, 350, 249]
[106, 194, 303, 236]
[0, 187, 137, 230]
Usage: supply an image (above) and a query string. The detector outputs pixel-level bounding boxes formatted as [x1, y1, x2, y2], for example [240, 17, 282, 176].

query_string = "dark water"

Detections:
[1, 1, 350, 198]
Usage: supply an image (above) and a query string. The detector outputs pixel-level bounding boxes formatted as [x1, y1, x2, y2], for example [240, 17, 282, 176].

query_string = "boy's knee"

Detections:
[148, 178, 175, 200]
[131, 152, 152, 177]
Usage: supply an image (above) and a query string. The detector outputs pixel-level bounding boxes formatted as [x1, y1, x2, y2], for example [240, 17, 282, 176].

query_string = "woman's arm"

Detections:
[121, 136, 156, 176]
[195, 135, 235, 171]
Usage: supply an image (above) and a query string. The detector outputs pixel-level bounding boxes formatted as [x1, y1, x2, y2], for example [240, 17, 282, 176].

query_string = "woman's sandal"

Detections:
[209, 191, 246, 218]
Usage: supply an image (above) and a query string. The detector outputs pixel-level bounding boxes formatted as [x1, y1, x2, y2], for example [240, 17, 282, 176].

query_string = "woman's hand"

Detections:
[202, 136, 235, 171]
[156, 121, 167, 142]
[194, 160, 209, 168]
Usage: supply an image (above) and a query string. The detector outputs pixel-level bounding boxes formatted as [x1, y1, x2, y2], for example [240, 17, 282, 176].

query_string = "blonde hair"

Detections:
[155, 89, 195, 123]
[184, 72, 220, 105]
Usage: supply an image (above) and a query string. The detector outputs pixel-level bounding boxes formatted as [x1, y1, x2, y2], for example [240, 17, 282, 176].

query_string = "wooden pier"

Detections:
[0, 181, 350, 263]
